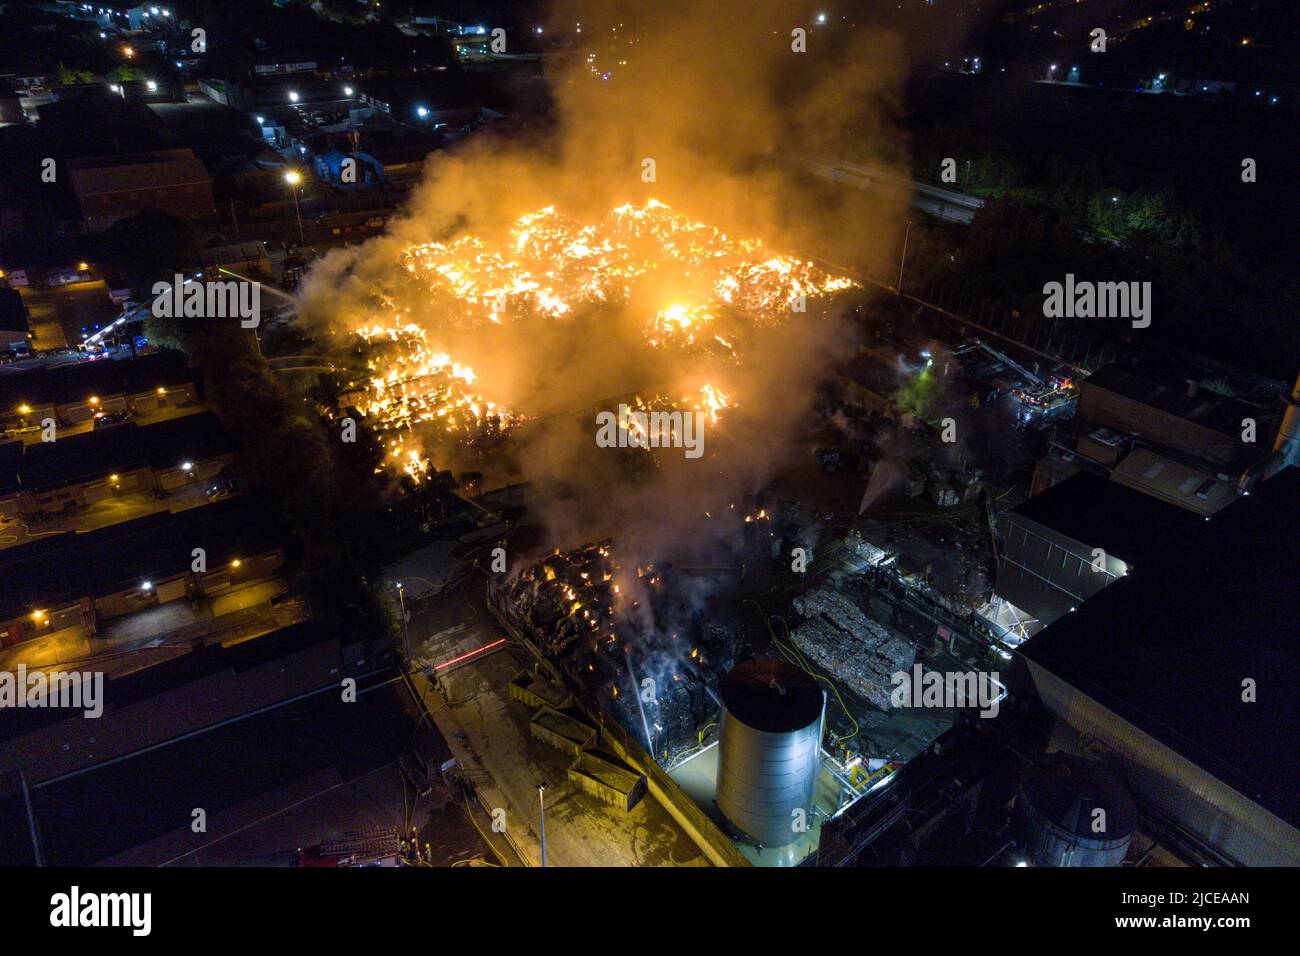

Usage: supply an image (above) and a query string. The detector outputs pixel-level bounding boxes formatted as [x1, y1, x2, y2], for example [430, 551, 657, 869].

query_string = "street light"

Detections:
[395, 581, 411, 663]
[284, 170, 305, 244]
[897, 220, 912, 293]
[537, 782, 548, 867]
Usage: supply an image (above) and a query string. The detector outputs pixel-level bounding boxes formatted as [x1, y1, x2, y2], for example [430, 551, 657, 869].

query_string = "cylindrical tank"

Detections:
[715, 659, 825, 847]
[1018, 754, 1136, 867]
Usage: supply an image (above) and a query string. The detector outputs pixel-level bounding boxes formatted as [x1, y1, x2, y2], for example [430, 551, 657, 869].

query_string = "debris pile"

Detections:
[489, 540, 738, 754]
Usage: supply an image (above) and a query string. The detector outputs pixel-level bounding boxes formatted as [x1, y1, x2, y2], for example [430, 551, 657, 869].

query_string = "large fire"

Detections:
[346, 199, 856, 479]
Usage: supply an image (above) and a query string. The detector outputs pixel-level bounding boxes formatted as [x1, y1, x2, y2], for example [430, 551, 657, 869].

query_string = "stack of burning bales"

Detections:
[489, 540, 739, 754]
[789, 587, 916, 711]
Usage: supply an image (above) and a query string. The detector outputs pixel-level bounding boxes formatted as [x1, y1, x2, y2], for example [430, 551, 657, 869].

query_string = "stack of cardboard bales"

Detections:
[790, 587, 916, 711]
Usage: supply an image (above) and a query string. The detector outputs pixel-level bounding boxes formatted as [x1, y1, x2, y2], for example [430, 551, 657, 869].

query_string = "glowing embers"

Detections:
[645, 303, 737, 361]
[508, 540, 663, 658]
[713, 257, 858, 319]
[354, 323, 514, 481]
[620, 383, 732, 447]
[396, 199, 856, 327]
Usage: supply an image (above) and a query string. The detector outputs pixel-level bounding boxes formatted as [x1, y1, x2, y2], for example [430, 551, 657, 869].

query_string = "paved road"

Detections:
[800, 155, 984, 224]
[403, 578, 708, 866]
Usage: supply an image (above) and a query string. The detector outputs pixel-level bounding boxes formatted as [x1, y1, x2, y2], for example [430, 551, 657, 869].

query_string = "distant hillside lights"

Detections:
[151, 274, 260, 329]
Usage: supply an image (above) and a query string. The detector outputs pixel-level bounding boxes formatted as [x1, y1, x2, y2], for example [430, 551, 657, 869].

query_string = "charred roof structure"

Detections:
[488, 540, 740, 758]
[1017, 468, 1300, 865]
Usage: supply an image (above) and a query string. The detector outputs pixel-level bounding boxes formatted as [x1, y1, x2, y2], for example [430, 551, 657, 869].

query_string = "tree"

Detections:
[101, 209, 200, 294]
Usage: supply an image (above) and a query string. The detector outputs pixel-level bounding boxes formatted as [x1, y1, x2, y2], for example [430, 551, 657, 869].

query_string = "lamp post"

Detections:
[395, 581, 411, 663]
[537, 782, 548, 867]
[897, 220, 912, 294]
[284, 170, 305, 245]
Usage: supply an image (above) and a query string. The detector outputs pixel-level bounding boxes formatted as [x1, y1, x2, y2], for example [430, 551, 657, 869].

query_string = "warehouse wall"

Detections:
[1025, 661, 1300, 866]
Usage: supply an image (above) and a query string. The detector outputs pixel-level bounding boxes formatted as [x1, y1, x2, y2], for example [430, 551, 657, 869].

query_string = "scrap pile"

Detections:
[790, 587, 916, 711]
[489, 540, 738, 753]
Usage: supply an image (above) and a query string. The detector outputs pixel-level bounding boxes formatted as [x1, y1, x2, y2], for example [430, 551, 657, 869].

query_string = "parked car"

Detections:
[92, 412, 132, 429]
[205, 478, 236, 501]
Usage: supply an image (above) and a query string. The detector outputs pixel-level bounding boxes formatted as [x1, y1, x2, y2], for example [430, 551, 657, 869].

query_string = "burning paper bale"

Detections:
[333, 199, 855, 479]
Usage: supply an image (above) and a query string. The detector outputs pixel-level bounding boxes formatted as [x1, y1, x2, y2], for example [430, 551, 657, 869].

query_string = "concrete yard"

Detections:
[407, 582, 708, 867]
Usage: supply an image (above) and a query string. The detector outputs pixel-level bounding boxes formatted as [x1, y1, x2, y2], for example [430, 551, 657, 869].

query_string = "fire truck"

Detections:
[297, 827, 401, 867]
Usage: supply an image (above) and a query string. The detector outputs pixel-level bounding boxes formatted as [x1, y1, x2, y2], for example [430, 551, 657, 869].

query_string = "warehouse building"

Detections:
[0, 496, 286, 648]
[67, 149, 215, 228]
[0, 350, 199, 433]
[1074, 365, 1264, 472]
[1031, 363, 1288, 519]
[1017, 469, 1300, 866]
[994, 471, 1200, 632]
[0, 410, 232, 518]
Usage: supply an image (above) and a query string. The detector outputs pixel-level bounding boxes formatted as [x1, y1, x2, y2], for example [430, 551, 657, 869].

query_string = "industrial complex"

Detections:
[0, 7, 1295, 931]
